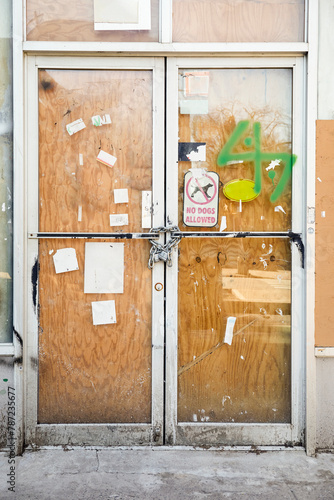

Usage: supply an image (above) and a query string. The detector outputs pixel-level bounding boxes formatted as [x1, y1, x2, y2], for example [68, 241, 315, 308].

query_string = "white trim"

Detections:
[160, 0, 172, 44]
[0, 344, 15, 356]
[315, 348, 334, 358]
[13, 0, 25, 456]
[22, 42, 309, 55]
[305, 0, 318, 458]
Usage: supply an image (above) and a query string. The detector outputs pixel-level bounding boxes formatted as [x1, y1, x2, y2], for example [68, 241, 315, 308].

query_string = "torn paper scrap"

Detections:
[97, 150, 117, 168]
[179, 100, 209, 115]
[66, 118, 86, 136]
[114, 188, 129, 204]
[78, 205, 82, 222]
[224, 317, 236, 345]
[53, 248, 79, 274]
[321, 211, 326, 218]
[110, 214, 129, 226]
[178, 142, 206, 162]
[220, 216, 227, 232]
[84, 242, 124, 294]
[79, 153, 84, 165]
[184, 71, 209, 97]
[92, 300, 116, 326]
[91, 114, 112, 127]
[275, 205, 286, 214]
[142, 191, 152, 229]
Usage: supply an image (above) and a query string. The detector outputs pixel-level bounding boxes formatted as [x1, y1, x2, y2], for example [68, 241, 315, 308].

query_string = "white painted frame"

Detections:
[25, 56, 165, 447]
[165, 56, 306, 446]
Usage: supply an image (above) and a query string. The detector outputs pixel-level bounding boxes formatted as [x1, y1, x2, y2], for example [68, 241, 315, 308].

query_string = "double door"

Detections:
[26, 56, 304, 447]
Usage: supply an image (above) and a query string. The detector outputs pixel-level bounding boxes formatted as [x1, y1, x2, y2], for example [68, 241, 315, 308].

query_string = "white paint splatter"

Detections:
[259, 257, 268, 269]
[317, 177, 322, 182]
[1, 203, 5, 212]
[49, 250, 54, 255]
[240, 355, 244, 360]
[266, 159, 281, 171]
[276, 308, 283, 316]
[275, 205, 286, 214]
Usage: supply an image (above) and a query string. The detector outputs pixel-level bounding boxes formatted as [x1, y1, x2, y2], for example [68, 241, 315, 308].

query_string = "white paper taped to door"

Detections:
[92, 300, 116, 326]
[53, 248, 79, 274]
[84, 242, 124, 293]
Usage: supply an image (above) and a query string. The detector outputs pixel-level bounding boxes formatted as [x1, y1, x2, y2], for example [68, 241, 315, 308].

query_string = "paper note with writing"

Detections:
[84, 242, 124, 294]
[179, 100, 209, 115]
[66, 118, 86, 136]
[224, 316, 236, 345]
[92, 300, 116, 326]
[142, 191, 152, 229]
[53, 248, 79, 274]
[178, 143, 206, 162]
[110, 214, 129, 226]
[91, 114, 112, 127]
[94, 0, 139, 23]
[114, 189, 129, 204]
[97, 150, 117, 168]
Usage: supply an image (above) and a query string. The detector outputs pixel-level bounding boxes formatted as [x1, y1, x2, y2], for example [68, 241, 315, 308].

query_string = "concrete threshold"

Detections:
[0, 447, 333, 499]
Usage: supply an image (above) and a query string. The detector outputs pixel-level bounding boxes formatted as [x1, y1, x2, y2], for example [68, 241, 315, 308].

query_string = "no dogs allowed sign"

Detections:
[183, 170, 219, 227]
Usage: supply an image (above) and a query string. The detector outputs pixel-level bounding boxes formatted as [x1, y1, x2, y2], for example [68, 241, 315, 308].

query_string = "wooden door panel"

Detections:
[177, 237, 291, 423]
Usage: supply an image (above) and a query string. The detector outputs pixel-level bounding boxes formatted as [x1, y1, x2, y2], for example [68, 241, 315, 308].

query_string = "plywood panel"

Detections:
[38, 68, 154, 423]
[39, 69, 152, 233]
[27, 0, 159, 42]
[173, 0, 304, 43]
[315, 121, 334, 347]
[178, 237, 291, 423]
[38, 239, 152, 423]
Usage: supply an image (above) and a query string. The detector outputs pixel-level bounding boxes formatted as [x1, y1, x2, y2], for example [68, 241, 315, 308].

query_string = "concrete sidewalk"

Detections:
[1, 447, 334, 499]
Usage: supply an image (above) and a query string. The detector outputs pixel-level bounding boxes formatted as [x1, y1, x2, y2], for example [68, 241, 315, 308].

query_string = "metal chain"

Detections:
[148, 226, 181, 269]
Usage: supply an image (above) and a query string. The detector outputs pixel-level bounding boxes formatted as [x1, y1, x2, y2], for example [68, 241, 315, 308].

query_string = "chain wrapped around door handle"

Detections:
[148, 226, 181, 269]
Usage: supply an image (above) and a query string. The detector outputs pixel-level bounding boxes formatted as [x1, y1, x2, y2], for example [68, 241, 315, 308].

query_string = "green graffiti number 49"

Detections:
[217, 120, 297, 203]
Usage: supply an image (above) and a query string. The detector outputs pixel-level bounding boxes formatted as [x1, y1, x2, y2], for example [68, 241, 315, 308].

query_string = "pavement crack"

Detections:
[96, 449, 100, 472]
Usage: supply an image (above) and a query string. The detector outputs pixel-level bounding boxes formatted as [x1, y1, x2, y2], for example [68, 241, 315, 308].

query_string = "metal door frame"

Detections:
[165, 56, 306, 446]
[25, 55, 165, 447]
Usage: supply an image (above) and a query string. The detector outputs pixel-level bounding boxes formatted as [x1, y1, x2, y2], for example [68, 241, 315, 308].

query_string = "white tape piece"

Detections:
[224, 317, 236, 345]
[110, 214, 129, 226]
[142, 191, 152, 229]
[220, 216, 227, 232]
[114, 189, 129, 204]
[78, 205, 82, 222]
[92, 300, 116, 326]
[53, 248, 79, 274]
[79, 154, 84, 165]
[66, 118, 86, 136]
[317, 177, 322, 182]
[97, 150, 117, 168]
[321, 211, 326, 218]
[189, 167, 207, 179]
